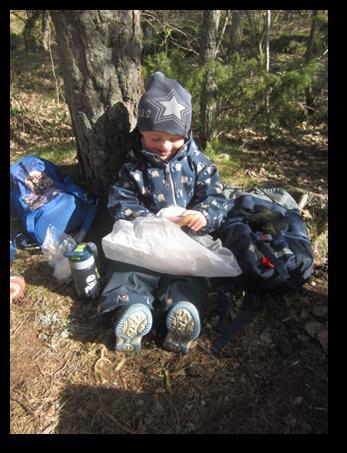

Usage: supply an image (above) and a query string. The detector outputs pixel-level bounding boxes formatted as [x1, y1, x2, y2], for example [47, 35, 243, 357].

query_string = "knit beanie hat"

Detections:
[137, 72, 192, 138]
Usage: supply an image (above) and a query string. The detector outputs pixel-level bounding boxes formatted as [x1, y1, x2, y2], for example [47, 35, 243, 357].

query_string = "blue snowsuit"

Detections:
[98, 130, 229, 327]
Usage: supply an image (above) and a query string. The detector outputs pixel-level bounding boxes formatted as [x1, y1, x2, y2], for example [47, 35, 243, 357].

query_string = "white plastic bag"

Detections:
[41, 224, 77, 281]
[102, 217, 242, 277]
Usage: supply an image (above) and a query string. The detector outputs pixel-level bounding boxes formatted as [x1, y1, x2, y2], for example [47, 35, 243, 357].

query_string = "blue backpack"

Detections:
[212, 187, 314, 353]
[10, 155, 97, 248]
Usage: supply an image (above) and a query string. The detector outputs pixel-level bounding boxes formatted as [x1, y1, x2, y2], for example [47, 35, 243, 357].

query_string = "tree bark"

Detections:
[265, 10, 271, 138]
[23, 10, 41, 51]
[199, 10, 221, 148]
[227, 10, 242, 60]
[215, 10, 231, 56]
[41, 10, 51, 51]
[51, 10, 144, 194]
[305, 10, 318, 116]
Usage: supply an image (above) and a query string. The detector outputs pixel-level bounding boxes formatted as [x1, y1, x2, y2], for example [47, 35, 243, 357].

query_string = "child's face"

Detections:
[140, 130, 185, 160]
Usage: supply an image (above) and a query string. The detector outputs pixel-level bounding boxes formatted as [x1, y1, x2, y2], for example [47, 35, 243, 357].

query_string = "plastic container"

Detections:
[64, 242, 101, 299]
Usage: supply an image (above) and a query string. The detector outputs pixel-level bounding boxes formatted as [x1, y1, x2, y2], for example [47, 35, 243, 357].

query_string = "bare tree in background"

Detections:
[305, 10, 319, 116]
[23, 10, 41, 51]
[41, 10, 51, 51]
[199, 10, 221, 148]
[227, 10, 243, 60]
[265, 10, 272, 138]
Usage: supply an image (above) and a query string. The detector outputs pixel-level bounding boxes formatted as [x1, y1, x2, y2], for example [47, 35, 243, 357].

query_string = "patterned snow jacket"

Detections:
[108, 130, 229, 234]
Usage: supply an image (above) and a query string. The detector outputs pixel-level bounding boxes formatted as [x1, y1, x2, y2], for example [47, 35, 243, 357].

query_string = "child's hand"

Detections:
[175, 210, 207, 231]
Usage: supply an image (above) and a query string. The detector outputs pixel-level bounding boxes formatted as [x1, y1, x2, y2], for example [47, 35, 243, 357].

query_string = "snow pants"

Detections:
[98, 260, 209, 329]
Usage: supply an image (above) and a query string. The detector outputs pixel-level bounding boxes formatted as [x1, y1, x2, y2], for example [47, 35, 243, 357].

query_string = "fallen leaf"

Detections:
[115, 357, 126, 371]
[302, 209, 313, 219]
[305, 321, 325, 338]
[164, 369, 171, 393]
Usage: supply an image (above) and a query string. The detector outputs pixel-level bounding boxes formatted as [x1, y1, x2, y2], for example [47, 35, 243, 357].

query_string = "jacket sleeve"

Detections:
[189, 158, 229, 233]
[107, 163, 153, 222]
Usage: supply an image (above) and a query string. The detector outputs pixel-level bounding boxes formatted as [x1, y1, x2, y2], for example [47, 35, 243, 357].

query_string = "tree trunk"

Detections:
[265, 10, 271, 138]
[51, 10, 144, 194]
[41, 10, 51, 51]
[215, 10, 231, 56]
[227, 10, 242, 60]
[141, 16, 155, 56]
[305, 10, 319, 116]
[23, 10, 41, 51]
[199, 10, 221, 148]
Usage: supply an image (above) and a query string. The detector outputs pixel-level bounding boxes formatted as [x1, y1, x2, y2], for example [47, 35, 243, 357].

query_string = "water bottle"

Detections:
[64, 242, 101, 299]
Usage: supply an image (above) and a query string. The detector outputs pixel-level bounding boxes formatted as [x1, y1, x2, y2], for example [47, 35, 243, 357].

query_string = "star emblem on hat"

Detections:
[147, 89, 190, 127]
[160, 95, 186, 119]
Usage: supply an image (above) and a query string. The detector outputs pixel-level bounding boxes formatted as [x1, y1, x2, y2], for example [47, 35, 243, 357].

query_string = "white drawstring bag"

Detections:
[102, 216, 242, 278]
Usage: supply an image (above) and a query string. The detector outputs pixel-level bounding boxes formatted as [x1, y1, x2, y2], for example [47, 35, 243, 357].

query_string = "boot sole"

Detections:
[163, 302, 201, 354]
[114, 304, 152, 352]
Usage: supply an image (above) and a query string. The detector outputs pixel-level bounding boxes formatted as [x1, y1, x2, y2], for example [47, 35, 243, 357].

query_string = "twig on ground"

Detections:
[94, 345, 112, 378]
[104, 411, 137, 434]
[11, 395, 38, 419]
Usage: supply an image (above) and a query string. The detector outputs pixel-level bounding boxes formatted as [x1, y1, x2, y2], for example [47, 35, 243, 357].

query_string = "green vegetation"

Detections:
[142, 50, 327, 137]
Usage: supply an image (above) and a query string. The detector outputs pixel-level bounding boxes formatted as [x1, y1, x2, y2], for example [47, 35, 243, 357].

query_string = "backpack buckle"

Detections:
[261, 256, 275, 268]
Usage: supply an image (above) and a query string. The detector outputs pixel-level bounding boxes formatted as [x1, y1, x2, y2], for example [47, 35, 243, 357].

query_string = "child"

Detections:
[98, 71, 228, 353]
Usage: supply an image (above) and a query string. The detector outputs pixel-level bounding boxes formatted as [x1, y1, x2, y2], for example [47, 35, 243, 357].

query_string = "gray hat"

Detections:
[137, 72, 192, 138]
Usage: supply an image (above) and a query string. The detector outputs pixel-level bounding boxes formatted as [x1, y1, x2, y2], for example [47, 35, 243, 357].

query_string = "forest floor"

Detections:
[10, 44, 328, 434]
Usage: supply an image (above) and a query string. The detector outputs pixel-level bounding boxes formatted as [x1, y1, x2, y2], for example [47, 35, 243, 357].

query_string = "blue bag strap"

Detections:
[10, 241, 16, 263]
[15, 232, 39, 248]
[73, 199, 98, 243]
[10, 233, 36, 263]
[25, 211, 38, 243]
[211, 288, 261, 354]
